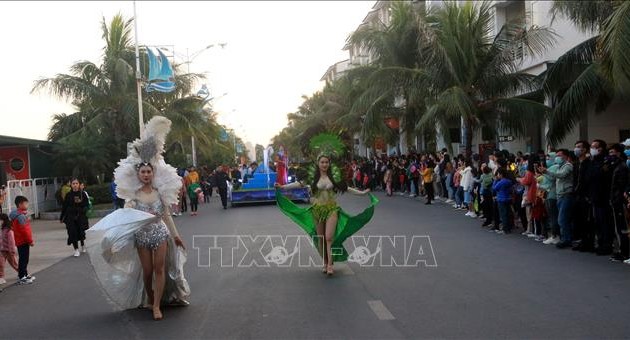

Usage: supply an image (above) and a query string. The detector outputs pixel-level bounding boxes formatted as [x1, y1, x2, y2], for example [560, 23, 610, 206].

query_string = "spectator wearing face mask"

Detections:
[587, 139, 614, 256]
[572, 140, 594, 252]
[539, 149, 574, 249]
[605, 144, 629, 263]
[540, 153, 560, 245]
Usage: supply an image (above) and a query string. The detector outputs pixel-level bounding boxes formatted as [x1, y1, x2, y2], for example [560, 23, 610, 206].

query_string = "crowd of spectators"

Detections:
[343, 139, 630, 265]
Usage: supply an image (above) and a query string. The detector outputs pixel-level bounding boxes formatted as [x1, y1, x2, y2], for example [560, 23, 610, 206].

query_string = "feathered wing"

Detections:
[153, 159, 182, 206]
[331, 163, 343, 184]
[143, 116, 171, 156]
[306, 163, 316, 185]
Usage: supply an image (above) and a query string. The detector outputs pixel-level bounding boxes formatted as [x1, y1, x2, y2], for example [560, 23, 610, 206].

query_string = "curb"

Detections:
[39, 210, 113, 220]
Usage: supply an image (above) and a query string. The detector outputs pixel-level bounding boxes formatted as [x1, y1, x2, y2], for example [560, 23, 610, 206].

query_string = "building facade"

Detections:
[322, 0, 629, 157]
[0, 135, 55, 182]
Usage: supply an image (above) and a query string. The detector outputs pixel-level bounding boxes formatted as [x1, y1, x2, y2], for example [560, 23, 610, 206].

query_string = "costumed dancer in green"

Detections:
[274, 133, 378, 276]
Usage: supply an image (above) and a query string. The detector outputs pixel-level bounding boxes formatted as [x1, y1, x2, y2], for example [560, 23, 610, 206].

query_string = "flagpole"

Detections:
[133, 1, 144, 137]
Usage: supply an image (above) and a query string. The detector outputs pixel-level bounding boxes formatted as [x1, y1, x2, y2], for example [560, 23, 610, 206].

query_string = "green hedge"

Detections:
[85, 183, 114, 205]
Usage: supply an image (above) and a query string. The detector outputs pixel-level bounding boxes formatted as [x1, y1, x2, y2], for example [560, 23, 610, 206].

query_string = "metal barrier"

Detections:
[33, 177, 63, 217]
[3, 177, 64, 218]
[5, 179, 37, 216]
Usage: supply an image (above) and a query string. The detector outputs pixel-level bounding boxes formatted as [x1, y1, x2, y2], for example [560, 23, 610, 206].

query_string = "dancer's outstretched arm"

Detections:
[275, 181, 304, 190]
[347, 187, 370, 195]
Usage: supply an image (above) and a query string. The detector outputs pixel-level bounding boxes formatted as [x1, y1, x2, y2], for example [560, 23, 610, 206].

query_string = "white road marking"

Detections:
[367, 300, 395, 320]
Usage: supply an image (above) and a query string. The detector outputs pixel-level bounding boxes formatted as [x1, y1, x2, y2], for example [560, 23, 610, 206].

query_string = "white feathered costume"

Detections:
[88, 116, 190, 310]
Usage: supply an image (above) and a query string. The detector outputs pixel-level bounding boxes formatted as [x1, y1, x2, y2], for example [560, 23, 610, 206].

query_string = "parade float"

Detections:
[229, 146, 310, 206]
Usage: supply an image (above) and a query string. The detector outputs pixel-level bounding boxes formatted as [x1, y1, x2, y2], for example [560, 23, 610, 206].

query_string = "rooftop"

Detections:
[0, 135, 54, 148]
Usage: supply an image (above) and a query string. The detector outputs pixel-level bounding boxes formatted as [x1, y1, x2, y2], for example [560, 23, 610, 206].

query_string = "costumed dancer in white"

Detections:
[88, 116, 189, 321]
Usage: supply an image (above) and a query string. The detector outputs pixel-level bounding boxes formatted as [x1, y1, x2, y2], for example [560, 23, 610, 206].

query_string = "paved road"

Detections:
[1, 193, 629, 339]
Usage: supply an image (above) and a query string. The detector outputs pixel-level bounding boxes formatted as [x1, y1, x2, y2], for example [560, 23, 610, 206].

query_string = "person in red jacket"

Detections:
[9, 196, 35, 285]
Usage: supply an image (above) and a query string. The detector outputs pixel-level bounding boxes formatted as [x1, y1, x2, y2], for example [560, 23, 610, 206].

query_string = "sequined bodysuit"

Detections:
[127, 190, 179, 250]
[311, 176, 339, 222]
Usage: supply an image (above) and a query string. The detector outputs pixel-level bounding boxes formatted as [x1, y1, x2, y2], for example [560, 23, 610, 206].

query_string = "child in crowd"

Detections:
[479, 165, 494, 227]
[0, 214, 18, 285]
[383, 164, 393, 196]
[532, 188, 547, 241]
[9, 196, 35, 285]
[188, 182, 201, 216]
[461, 160, 475, 217]
[493, 168, 514, 234]
[453, 160, 463, 209]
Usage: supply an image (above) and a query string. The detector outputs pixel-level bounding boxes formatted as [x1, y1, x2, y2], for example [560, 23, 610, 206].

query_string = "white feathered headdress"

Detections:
[114, 116, 182, 205]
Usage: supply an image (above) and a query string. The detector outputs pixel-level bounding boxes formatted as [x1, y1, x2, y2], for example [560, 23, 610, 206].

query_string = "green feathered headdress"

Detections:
[309, 133, 346, 160]
[306, 133, 345, 185]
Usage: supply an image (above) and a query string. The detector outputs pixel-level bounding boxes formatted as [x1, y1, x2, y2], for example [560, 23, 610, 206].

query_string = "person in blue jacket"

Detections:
[110, 181, 125, 210]
[492, 168, 514, 234]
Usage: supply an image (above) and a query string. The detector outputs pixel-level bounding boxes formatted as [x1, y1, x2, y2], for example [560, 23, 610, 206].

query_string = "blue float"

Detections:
[229, 167, 310, 206]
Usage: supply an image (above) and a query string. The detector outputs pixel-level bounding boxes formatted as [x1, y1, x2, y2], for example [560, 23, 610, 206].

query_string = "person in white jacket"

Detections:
[460, 159, 476, 217]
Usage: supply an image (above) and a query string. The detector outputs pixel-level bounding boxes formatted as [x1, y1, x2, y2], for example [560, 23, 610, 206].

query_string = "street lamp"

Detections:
[167, 42, 227, 166]
[191, 91, 228, 167]
[184, 43, 227, 74]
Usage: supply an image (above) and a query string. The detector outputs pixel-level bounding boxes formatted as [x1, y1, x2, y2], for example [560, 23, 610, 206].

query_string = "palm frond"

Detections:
[549, 0, 615, 33]
[31, 75, 106, 103]
[492, 97, 550, 136]
[546, 63, 612, 145]
[541, 36, 598, 96]
[599, 0, 630, 95]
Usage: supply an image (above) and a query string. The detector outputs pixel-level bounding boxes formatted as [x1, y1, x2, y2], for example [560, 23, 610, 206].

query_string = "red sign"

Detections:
[374, 137, 386, 151]
[384, 118, 399, 129]
[0, 146, 29, 180]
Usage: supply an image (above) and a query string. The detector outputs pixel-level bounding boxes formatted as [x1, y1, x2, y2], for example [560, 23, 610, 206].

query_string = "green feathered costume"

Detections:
[275, 133, 379, 262]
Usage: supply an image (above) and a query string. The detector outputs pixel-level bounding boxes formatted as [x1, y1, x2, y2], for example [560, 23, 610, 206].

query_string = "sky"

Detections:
[0, 1, 375, 146]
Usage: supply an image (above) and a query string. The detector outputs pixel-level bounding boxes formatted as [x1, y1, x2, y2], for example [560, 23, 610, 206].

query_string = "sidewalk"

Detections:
[1, 217, 101, 287]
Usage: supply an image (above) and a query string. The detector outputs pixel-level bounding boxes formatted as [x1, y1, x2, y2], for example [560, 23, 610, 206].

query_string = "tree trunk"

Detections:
[464, 119, 473, 158]
[399, 115, 408, 155]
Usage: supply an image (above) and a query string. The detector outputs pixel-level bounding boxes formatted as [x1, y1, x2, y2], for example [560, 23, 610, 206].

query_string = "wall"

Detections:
[520, 0, 594, 72]
[587, 99, 630, 144]
[29, 147, 54, 178]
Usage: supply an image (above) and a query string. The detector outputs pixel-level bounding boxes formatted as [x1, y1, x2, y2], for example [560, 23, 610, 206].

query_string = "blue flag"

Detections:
[146, 48, 176, 93]
[219, 129, 229, 142]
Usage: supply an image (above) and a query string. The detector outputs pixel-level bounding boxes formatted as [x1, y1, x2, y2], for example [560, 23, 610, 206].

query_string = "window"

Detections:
[10, 158, 24, 172]
[449, 128, 461, 143]
[482, 125, 495, 141]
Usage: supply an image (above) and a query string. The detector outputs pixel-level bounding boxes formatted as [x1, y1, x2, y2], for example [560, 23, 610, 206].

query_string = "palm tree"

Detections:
[345, 1, 426, 149]
[417, 1, 556, 156]
[544, 1, 630, 145]
[32, 14, 219, 180]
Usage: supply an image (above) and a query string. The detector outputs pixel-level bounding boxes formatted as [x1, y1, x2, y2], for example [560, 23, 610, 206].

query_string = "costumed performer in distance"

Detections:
[274, 133, 378, 276]
[87, 116, 189, 321]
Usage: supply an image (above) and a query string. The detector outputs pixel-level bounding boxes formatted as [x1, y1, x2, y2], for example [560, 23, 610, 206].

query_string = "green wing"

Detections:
[275, 188, 316, 238]
[331, 193, 379, 261]
[276, 189, 379, 262]
[331, 163, 342, 184]
[305, 163, 316, 186]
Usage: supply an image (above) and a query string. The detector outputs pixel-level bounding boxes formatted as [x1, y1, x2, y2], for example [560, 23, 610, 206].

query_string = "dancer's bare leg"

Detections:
[152, 241, 168, 320]
[325, 212, 338, 275]
[316, 221, 326, 272]
[137, 247, 154, 308]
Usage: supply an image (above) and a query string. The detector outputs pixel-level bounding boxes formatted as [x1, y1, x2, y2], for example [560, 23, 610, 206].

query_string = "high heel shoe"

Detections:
[153, 308, 163, 321]
[326, 265, 334, 276]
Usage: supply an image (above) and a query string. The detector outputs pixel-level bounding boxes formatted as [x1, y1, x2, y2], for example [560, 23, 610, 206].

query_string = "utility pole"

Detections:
[133, 1, 144, 137]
